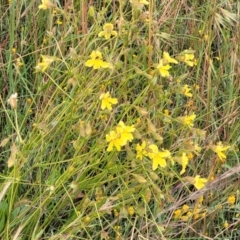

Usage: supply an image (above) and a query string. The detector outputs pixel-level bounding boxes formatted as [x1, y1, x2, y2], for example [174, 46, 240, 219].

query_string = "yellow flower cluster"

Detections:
[157, 52, 178, 77]
[177, 50, 197, 67]
[156, 50, 197, 77]
[174, 199, 207, 221]
[106, 121, 135, 151]
[84, 24, 118, 68]
[136, 140, 203, 174]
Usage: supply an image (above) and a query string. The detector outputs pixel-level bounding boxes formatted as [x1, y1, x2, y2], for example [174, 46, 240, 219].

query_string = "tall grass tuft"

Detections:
[0, 0, 239, 239]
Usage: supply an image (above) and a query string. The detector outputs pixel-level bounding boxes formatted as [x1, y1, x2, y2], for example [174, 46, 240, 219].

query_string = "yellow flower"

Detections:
[178, 113, 196, 127]
[113, 209, 119, 217]
[163, 109, 172, 123]
[127, 206, 135, 216]
[186, 211, 192, 217]
[227, 195, 236, 205]
[193, 214, 199, 220]
[179, 153, 189, 175]
[193, 208, 200, 215]
[106, 130, 124, 152]
[181, 85, 192, 97]
[106, 122, 135, 152]
[194, 144, 202, 153]
[181, 215, 189, 221]
[116, 121, 135, 145]
[174, 209, 181, 219]
[35, 55, 56, 72]
[199, 195, 204, 203]
[163, 51, 178, 64]
[223, 221, 229, 228]
[179, 53, 196, 67]
[187, 152, 193, 160]
[211, 142, 230, 160]
[181, 204, 189, 213]
[148, 144, 171, 170]
[194, 175, 207, 190]
[56, 18, 62, 25]
[136, 141, 148, 160]
[156, 60, 171, 77]
[85, 51, 112, 69]
[163, 109, 169, 116]
[98, 23, 117, 40]
[16, 58, 24, 68]
[99, 92, 118, 110]
[38, 0, 55, 10]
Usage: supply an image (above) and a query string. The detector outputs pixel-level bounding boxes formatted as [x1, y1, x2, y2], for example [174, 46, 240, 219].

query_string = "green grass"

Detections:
[0, 0, 240, 239]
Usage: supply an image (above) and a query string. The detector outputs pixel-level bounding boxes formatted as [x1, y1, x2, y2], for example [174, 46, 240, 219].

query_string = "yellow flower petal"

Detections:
[157, 60, 171, 77]
[194, 175, 207, 190]
[100, 92, 118, 110]
[163, 51, 178, 64]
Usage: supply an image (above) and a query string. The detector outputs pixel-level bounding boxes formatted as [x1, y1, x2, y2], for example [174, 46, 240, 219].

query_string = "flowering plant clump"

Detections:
[4, 1, 238, 239]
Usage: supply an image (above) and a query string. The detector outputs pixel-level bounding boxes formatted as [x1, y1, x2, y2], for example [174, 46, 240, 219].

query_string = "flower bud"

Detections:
[7, 93, 18, 109]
